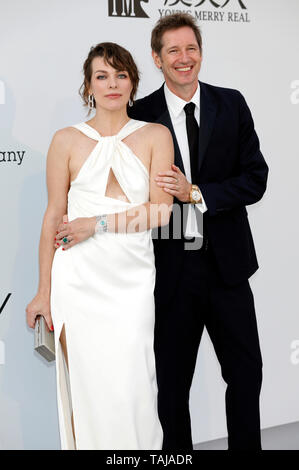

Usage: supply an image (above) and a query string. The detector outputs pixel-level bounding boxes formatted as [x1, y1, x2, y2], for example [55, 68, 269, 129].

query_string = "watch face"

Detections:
[192, 190, 201, 202]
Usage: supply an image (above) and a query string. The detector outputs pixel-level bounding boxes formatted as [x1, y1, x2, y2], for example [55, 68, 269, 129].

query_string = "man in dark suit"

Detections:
[128, 13, 268, 450]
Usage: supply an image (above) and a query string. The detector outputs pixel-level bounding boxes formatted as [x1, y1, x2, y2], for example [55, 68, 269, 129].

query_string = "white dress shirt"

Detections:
[164, 82, 207, 238]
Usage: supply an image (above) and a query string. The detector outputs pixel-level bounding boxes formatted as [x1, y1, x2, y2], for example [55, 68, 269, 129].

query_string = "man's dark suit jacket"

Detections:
[128, 81, 268, 308]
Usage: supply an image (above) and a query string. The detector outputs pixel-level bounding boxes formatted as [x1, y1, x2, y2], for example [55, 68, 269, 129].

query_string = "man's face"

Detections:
[152, 26, 202, 94]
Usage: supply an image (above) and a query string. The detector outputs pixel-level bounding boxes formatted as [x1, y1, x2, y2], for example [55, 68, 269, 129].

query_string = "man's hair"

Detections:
[151, 13, 202, 55]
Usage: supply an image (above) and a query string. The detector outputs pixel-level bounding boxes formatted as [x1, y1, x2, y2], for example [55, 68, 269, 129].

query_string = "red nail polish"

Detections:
[51, 326, 54, 331]
[56, 231, 59, 234]
[62, 248, 65, 251]
[54, 237, 56, 241]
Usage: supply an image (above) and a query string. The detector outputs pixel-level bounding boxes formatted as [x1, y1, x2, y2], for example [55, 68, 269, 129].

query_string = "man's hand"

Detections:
[154, 164, 191, 203]
[55, 214, 96, 250]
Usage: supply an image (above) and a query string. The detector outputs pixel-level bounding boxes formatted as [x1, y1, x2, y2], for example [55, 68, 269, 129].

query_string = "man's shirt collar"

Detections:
[164, 81, 200, 118]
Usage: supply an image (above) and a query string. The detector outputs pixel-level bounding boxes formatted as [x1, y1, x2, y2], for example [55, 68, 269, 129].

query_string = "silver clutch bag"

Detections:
[34, 315, 55, 362]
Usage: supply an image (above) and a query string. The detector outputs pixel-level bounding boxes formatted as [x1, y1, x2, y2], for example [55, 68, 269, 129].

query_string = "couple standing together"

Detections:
[26, 13, 268, 450]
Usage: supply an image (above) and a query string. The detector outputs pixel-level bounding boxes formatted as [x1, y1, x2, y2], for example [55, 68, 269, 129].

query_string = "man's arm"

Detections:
[199, 92, 269, 216]
[154, 163, 208, 214]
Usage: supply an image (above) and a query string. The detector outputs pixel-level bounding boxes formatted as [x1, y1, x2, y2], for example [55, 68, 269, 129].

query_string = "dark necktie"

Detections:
[184, 102, 199, 182]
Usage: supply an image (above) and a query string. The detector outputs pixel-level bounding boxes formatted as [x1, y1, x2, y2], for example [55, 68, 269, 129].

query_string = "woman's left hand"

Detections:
[55, 215, 96, 250]
[154, 164, 191, 203]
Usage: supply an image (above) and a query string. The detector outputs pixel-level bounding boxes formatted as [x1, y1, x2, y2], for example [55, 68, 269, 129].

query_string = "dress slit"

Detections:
[55, 321, 77, 450]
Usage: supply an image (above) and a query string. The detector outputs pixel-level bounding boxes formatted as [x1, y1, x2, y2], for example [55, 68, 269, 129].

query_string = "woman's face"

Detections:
[88, 57, 133, 111]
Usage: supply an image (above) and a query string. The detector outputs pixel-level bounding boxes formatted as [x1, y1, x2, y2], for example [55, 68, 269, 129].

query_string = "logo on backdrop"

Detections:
[0, 293, 10, 366]
[108, 0, 250, 22]
[163, 0, 246, 7]
[0, 293, 11, 315]
[160, 0, 250, 22]
[0, 82, 26, 166]
[0, 150, 26, 165]
[108, 0, 149, 17]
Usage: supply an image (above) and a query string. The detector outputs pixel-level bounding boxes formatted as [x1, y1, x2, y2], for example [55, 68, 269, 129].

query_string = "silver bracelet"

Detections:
[95, 214, 108, 234]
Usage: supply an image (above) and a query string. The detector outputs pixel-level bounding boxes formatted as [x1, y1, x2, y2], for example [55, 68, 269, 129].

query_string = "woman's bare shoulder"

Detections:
[141, 122, 172, 142]
[52, 126, 79, 142]
[49, 126, 81, 153]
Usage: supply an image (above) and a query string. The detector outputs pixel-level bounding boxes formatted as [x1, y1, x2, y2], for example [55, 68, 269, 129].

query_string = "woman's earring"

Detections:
[129, 99, 133, 107]
[88, 93, 95, 109]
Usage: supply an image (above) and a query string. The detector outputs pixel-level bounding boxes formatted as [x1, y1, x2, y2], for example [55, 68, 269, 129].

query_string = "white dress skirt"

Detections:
[50, 119, 163, 450]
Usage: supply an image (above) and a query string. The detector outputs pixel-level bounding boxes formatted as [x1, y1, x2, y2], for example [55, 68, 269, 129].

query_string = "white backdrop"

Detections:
[0, 0, 298, 449]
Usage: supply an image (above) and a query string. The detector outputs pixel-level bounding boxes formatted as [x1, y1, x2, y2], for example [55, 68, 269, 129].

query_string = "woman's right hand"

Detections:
[26, 293, 53, 331]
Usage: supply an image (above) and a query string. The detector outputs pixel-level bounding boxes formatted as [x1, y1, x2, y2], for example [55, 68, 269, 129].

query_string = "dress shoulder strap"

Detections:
[71, 122, 101, 141]
[117, 119, 149, 141]
[71, 119, 149, 142]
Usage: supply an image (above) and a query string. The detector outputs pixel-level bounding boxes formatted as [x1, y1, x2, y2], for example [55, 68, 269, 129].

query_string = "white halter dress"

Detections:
[50, 119, 163, 450]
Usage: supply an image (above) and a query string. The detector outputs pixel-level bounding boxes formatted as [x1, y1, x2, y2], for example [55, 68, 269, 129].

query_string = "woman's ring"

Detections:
[63, 237, 69, 244]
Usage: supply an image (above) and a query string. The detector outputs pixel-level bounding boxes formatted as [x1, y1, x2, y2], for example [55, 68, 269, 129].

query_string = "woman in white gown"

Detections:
[26, 42, 174, 450]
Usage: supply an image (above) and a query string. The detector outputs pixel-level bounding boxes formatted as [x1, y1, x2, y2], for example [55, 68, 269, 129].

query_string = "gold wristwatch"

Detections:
[189, 184, 202, 204]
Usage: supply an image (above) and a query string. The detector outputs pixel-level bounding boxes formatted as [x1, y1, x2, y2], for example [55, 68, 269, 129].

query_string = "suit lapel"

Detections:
[152, 85, 186, 175]
[155, 111, 186, 176]
[198, 81, 218, 173]
[150, 82, 218, 176]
